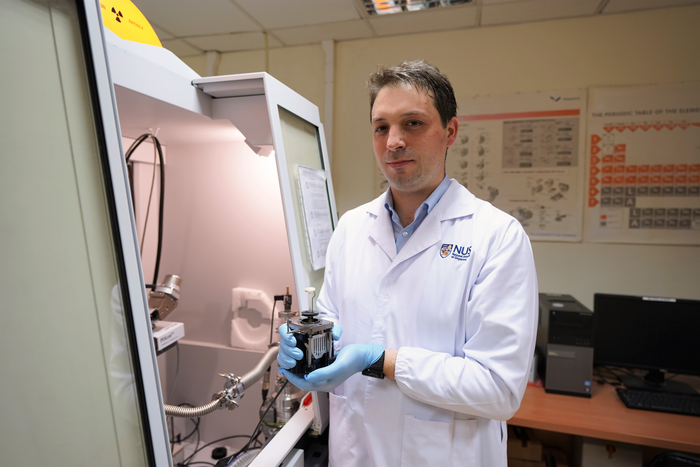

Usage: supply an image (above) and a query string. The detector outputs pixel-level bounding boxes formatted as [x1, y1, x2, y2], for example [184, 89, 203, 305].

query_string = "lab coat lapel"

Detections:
[394, 209, 441, 264]
[366, 181, 475, 265]
[394, 180, 475, 264]
[367, 193, 398, 261]
[438, 180, 476, 221]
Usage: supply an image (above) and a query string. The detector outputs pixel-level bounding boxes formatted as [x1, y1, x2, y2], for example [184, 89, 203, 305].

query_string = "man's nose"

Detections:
[386, 127, 406, 151]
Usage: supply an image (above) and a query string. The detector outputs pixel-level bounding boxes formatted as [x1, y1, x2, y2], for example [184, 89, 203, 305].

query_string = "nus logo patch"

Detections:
[440, 243, 471, 261]
[440, 244, 453, 258]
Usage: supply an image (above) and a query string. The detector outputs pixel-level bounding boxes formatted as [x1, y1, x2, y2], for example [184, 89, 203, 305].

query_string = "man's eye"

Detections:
[406, 120, 422, 127]
[374, 126, 387, 133]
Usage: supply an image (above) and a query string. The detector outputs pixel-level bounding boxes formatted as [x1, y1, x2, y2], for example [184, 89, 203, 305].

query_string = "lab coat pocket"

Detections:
[451, 418, 479, 466]
[400, 416, 477, 467]
[328, 393, 349, 467]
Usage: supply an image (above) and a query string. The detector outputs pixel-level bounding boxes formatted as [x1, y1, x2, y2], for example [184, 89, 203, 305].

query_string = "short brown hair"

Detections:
[367, 60, 457, 128]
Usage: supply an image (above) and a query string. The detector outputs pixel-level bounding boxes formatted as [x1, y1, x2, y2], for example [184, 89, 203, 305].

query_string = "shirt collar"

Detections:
[384, 174, 451, 218]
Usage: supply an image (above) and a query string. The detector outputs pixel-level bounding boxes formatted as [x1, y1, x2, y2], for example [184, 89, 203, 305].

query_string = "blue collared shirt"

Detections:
[384, 174, 451, 253]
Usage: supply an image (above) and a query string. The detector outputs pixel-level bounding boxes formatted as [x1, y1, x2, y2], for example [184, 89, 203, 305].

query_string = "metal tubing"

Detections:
[239, 346, 279, 393]
[164, 398, 222, 419]
[164, 345, 279, 418]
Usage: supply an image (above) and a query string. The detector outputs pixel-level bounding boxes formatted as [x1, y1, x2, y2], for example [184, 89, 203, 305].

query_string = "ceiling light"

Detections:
[362, 0, 472, 15]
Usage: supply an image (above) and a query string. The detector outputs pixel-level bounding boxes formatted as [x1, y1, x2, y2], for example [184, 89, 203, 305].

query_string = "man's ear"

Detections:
[446, 117, 459, 147]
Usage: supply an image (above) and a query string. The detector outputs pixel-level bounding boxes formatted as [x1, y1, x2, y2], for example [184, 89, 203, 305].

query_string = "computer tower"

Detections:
[537, 293, 594, 397]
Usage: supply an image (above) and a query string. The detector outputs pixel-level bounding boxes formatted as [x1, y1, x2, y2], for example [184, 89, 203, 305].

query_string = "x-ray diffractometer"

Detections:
[89, 2, 339, 465]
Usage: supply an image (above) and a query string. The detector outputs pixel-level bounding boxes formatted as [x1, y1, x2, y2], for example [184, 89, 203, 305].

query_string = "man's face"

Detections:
[371, 84, 458, 198]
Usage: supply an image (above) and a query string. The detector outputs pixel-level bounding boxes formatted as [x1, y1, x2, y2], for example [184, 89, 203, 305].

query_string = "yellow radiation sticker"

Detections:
[100, 0, 162, 47]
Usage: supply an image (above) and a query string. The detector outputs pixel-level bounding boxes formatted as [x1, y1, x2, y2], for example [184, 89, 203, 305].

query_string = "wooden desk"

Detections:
[509, 383, 700, 454]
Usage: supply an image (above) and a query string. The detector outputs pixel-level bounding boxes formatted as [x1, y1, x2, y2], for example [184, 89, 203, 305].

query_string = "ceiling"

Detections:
[131, 0, 700, 59]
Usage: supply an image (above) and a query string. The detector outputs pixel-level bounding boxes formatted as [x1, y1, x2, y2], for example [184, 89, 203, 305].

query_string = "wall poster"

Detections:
[375, 90, 587, 241]
[585, 83, 700, 245]
[452, 90, 586, 241]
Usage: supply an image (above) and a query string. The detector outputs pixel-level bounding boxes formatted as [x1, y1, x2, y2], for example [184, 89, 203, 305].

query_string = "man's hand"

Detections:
[280, 343, 385, 392]
[277, 323, 343, 370]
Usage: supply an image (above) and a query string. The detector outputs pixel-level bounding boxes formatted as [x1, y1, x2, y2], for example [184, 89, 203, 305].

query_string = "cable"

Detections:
[268, 299, 279, 346]
[191, 422, 201, 466]
[125, 134, 149, 163]
[230, 380, 289, 462]
[140, 136, 158, 255]
[125, 134, 149, 217]
[219, 383, 289, 466]
[261, 365, 271, 403]
[180, 416, 201, 443]
[594, 366, 635, 386]
[124, 133, 165, 285]
[182, 435, 252, 466]
[170, 403, 201, 444]
[152, 136, 165, 285]
[262, 298, 279, 402]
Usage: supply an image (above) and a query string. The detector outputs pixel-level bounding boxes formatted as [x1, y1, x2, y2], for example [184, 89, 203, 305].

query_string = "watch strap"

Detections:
[362, 351, 385, 379]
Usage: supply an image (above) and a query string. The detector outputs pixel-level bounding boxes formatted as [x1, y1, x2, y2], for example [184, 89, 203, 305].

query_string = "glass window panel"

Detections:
[0, 0, 153, 464]
[277, 106, 334, 298]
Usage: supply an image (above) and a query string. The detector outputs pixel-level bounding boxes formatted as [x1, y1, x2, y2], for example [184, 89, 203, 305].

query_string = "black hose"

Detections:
[124, 133, 165, 286]
[268, 299, 279, 345]
[152, 136, 165, 285]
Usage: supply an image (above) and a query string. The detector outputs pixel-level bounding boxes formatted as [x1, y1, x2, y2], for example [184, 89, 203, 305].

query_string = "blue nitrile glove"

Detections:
[280, 343, 384, 393]
[332, 324, 342, 341]
[277, 323, 343, 370]
[277, 323, 302, 370]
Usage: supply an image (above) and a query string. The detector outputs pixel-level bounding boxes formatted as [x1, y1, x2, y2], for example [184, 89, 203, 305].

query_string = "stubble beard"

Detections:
[381, 149, 443, 195]
[381, 149, 420, 192]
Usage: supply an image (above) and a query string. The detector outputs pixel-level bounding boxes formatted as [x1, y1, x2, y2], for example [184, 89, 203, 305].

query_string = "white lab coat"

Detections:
[317, 180, 538, 467]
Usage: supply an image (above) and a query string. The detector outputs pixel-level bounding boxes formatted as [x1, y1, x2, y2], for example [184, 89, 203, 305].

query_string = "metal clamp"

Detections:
[218, 373, 243, 411]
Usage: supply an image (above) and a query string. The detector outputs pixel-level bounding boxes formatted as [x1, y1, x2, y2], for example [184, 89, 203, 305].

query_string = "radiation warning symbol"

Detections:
[100, 0, 162, 47]
[111, 7, 124, 22]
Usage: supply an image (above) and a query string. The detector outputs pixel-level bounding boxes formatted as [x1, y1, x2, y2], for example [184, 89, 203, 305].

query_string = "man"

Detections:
[279, 60, 538, 466]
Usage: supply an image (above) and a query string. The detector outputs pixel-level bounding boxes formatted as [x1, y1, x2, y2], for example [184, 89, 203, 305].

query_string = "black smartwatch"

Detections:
[362, 351, 385, 379]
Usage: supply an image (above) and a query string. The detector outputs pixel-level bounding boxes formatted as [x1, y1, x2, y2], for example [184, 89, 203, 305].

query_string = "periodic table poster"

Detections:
[585, 83, 700, 245]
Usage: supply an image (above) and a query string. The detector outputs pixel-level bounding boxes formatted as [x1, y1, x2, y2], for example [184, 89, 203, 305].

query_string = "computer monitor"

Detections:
[594, 293, 700, 395]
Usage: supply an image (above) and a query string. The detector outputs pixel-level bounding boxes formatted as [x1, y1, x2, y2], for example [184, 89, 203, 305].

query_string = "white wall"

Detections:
[183, 6, 700, 306]
[331, 5, 700, 308]
[157, 141, 295, 347]
[333, 5, 700, 214]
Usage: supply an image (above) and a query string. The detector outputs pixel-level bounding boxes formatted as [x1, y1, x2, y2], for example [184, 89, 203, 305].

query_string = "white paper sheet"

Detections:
[298, 165, 333, 270]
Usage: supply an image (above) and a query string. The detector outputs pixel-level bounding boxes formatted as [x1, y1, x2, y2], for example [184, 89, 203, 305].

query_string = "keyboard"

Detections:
[616, 388, 700, 417]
